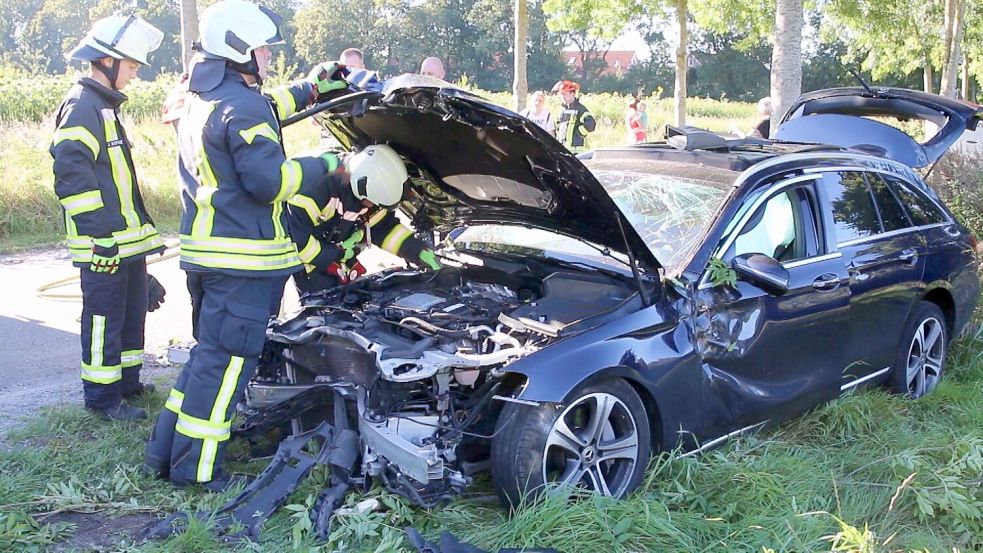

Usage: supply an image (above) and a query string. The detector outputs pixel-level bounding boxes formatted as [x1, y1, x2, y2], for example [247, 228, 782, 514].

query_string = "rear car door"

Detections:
[700, 176, 850, 433]
[817, 170, 926, 387]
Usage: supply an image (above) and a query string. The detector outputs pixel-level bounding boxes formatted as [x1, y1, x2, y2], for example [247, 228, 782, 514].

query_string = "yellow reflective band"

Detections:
[67, 225, 162, 263]
[91, 315, 106, 368]
[80, 361, 122, 384]
[275, 160, 303, 202]
[367, 210, 388, 227]
[121, 349, 143, 368]
[165, 389, 185, 414]
[197, 355, 245, 481]
[61, 190, 104, 216]
[53, 126, 100, 159]
[288, 194, 320, 224]
[180, 234, 296, 254]
[191, 186, 218, 237]
[176, 413, 231, 441]
[238, 122, 280, 145]
[180, 250, 301, 271]
[297, 235, 322, 264]
[272, 200, 285, 238]
[381, 225, 413, 255]
[102, 112, 141, 228]
[269, 87, 297, 120]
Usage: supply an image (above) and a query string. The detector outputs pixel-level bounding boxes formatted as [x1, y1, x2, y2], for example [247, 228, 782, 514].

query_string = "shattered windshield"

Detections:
[594, 167, 733, 272]
[450, 164, 734, 274]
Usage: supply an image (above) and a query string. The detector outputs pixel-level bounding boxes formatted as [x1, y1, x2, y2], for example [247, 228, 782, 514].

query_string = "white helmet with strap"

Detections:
[348, 145, 408, 208]
[198, 0, 285, 64]
[68, 14, 163, 66]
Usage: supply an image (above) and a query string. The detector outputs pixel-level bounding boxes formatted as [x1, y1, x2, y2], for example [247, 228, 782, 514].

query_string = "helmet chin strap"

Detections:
[92, 58, 122, 90]
[229, 51, 263, 87]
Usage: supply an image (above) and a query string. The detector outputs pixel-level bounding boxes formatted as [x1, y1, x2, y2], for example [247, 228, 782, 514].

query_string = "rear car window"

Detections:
[865, 173, 911, 232]
[823, 171, 882, 243]
[883, 175, 948, 226]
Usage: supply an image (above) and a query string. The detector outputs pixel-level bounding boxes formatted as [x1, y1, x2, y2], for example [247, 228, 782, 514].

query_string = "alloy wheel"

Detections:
[906, 317, 945, 398]
[542, 392, 640, 497]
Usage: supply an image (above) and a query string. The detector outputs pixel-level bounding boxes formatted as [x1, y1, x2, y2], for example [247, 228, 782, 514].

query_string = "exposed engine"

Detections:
[243, 261, 639, 504]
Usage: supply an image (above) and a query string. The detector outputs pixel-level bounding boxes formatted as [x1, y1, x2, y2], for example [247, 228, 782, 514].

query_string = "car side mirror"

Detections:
[731, 253, 790, 295]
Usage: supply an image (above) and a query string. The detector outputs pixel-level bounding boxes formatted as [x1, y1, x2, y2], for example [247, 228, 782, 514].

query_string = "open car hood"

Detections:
[775, 87, 983, 168]
[312, 74, 661, 272]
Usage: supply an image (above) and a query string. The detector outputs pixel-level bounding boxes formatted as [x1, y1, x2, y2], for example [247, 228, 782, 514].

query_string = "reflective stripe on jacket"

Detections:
[177, 68, 327, 276]
[287, 175, 427, 273]
[555, 98, 596, 152]
[50, 78, 163, 266]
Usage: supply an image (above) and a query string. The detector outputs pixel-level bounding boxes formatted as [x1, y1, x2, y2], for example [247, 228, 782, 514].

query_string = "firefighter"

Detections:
[551, 80, 596, 153]
[51, 15, 166, 421]
[288, 144, 441, 295]
[143, 0, 347, 490]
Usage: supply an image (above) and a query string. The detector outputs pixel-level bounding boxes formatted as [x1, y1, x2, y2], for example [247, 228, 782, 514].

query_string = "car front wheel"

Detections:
[490, 378, 651, 508]
[889, 301, 947, 399]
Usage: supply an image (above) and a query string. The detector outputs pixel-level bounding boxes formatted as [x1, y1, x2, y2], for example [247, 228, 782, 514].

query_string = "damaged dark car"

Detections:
[191, 80, 980, 538]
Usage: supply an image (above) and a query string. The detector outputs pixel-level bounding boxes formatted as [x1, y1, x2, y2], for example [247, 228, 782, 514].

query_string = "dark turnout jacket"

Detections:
[50, 78, 163, 266]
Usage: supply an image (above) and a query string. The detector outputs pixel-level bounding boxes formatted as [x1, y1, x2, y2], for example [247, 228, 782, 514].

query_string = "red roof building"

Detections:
[562, 49, 639, 76]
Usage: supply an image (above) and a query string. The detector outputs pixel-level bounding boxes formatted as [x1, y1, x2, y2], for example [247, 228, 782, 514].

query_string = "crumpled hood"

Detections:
[313, 75, 661, 272]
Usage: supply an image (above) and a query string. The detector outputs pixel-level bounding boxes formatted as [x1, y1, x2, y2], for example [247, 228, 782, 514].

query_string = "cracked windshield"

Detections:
[454, 169, 732, 272]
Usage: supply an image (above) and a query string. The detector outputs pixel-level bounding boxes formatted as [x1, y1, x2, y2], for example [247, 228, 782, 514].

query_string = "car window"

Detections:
[883, 175, 948, 226]
[823, 171, 882, 243]
[726, 186, 819, 262]
[865, 172, 911, 231]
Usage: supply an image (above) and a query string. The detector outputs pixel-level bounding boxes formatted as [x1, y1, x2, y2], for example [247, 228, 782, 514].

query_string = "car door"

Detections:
[817, 171, 926, 386]
[699, 176, 850, 433]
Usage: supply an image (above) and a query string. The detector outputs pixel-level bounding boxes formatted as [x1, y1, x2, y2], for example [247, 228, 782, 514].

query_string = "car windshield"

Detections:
[451, 162, 734, 273]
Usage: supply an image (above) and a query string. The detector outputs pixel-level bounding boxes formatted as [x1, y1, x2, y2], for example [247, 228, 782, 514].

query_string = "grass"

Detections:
[2, 317, 982, 552]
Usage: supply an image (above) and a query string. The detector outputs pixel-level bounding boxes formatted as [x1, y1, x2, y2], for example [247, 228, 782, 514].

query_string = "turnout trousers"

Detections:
[79, 260, 148, 410]
[145, 272, 276, 484]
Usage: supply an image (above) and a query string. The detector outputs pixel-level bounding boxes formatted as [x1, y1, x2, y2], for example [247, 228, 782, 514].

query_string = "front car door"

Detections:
[816, 170, 926, 388]
[698, 175, 850, 434]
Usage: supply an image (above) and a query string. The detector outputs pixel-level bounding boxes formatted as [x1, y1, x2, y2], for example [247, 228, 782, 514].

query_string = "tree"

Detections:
[673, 0, 687, 126]
[770, 0, 803, 131]
[542, 0, 631, 84]
[939, 0, 966, 97]
[180, 0, 199, 71]
[514, 0, 528, 111]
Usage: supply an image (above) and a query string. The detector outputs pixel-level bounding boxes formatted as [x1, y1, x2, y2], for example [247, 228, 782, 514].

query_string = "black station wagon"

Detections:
[235, 81, 980, 513]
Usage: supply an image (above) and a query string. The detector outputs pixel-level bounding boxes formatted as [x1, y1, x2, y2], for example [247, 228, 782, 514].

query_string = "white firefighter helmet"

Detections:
[198, 0, 285, 64]
[68, 15, 164, 65]
[348, 145, 408, 208]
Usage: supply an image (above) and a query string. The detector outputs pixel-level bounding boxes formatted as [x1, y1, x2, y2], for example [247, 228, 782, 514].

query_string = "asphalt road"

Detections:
[0, 242, 400, 438]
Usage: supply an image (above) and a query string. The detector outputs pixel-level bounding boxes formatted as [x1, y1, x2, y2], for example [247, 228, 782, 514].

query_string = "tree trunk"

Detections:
[769, 0, 803, 134]
[673, 0, 687, 127]
[924, 58, 934, 94]
[513, 0, 528, 112]
[962, 54, 971, 100]
[180, 0, 199, 72]
[940, 0, 965, 98]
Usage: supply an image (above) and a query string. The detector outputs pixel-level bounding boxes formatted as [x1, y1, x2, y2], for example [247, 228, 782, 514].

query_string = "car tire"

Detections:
[888, 301, 947, 399]
[490, 378, 651, 508]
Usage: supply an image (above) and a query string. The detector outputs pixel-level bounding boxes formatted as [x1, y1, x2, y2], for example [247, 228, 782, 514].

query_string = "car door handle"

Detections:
[899, 248, 919, 265]
[812, 273, 840, 291]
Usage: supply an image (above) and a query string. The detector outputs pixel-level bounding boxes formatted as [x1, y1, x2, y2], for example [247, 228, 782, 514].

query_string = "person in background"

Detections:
[519, 90, 554, 137]
[552, 80, 596, 153]
[751, 97, 772, 139]
[637, 101, 650, 138]
[339, 47, 364, 70]
[625, 97, 645, 144]
[51, 15, 167, 421]
[420, 56, 446, 80]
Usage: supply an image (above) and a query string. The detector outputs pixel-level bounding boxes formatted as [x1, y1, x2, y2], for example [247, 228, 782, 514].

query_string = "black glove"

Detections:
[148, 275, 166, 312]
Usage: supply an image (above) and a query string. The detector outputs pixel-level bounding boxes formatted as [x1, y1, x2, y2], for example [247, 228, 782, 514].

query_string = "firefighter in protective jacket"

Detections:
[287, 144, 441, 294]
[144, 0, 347, 490]
[552, 80, 596, 152]
[51, 15, 166, 421]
